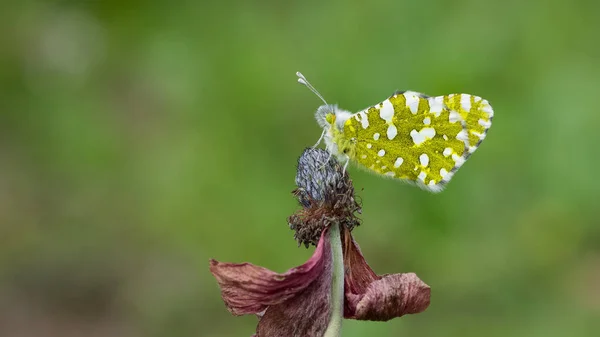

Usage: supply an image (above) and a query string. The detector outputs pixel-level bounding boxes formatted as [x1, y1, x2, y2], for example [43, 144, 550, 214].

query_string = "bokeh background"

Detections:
[1, 0, 599, 336]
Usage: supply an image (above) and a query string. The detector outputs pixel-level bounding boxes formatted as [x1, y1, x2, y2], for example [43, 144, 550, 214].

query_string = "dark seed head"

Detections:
[288, 148, 362, 247]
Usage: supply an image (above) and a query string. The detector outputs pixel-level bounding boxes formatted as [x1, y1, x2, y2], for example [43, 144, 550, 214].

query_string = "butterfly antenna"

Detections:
[296, 72, 328, 105]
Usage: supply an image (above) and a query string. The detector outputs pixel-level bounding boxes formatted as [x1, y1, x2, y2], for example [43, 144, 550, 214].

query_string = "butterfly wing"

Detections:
[343, 91, 493, 192]
[443, 93, 494, 155]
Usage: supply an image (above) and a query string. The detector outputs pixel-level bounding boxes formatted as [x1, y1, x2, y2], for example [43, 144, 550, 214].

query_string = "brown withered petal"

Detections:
[256, 234, 332, 337]
[210, 229, 334, 337]
[346, 273, 431, 321]
[209, 231, 328, 316]
[342, 227, 430, 321]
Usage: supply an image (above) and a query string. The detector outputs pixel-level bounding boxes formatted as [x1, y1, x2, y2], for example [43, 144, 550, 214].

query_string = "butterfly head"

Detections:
[314, 104, 352, 131]
[297, 71, 355, 158]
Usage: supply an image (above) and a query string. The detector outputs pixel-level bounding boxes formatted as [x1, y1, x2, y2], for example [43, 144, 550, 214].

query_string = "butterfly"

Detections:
[296, 72, 493, 192]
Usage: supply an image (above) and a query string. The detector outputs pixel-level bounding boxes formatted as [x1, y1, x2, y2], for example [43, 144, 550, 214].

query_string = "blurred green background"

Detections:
[1, 0, 599, 336]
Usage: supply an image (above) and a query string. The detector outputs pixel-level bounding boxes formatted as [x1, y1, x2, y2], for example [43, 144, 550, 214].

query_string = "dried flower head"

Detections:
[210, 148, 430, 337]
[289, 149, 361, 247]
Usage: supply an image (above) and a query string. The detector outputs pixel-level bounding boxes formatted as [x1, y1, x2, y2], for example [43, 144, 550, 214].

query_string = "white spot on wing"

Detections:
[429, 96, 444, 117]
[418, 171, 427, 181]
[443, 148, 453, 157]
[482, 102, 494, 117]
[472, 131, 485, 140]
[361, 154, 367, 159]
[460, 94, 471, 112]
[443, 134, 448, 141]
[423, 117, 431, 125]
[359, 111, 369, 129]
[373, 133, 380, 140]
[449, 110, 461, 123]
[394, 157, 404, 168]
[419, 153, 429, 167]
[377, 149, 385, 157]
[479, 118, 492, 128]
[380, 99, 394, 122]
[387, 124, 397, 140]
[457, 130, 469, 143]
[367, 143, 372, 149]
[410, 128, 436, 146]
[404, 92, 419, 114]
[440, 168, 449, 179]
[452, 153, 466, 166]
[385, 171, 395, 177]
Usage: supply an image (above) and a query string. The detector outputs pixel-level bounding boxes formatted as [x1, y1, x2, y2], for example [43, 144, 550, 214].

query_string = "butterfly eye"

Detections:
[325, 113, 335, 124]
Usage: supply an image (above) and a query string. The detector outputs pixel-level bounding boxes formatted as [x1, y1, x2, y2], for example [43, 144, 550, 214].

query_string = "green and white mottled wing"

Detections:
[443, 93, 493, 155]
[342, 91, 493, 192]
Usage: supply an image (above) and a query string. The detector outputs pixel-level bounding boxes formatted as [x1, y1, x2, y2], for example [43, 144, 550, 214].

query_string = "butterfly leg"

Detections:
[312, 129, 326, 148]
[342, 155, 350, 175]
[317, 150, 333, 171]
[325, 150, 333, 164]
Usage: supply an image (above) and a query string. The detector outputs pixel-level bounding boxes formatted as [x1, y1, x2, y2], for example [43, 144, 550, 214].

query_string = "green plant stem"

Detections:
[323, 224, 344, 337]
